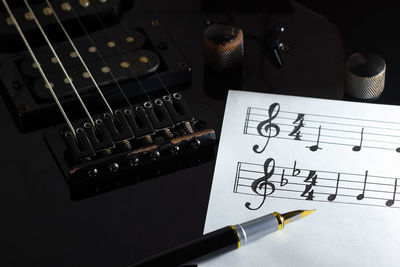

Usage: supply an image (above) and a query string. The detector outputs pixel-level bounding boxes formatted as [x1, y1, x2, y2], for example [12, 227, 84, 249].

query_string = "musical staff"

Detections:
[234, 159, 400, 209]
[244, 104, 400, 153]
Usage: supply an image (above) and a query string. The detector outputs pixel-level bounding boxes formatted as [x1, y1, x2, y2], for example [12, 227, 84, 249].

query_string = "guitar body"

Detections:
[0, 1, 343, 266]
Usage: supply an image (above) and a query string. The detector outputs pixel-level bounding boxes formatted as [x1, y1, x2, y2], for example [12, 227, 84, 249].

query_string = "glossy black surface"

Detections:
[130, 226, 238, 267]
[0, 1, 349, 266]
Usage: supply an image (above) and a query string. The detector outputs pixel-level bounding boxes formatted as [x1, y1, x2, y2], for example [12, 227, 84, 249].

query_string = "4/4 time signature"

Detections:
[234, 158, 399, 210]
[244, 103, 400, 153]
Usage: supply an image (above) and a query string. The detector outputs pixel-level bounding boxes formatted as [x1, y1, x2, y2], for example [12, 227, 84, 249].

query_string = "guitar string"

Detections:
[88, 4, 173, 100]
[74, 1, 173, 103]
[1, 0, 76, 136]
[45, 1, 133, 111]
[23, 0, 95, 126]
[66, 1, 153, 105]
[44, 0, 114, 115]
[123, 22, 173, 98]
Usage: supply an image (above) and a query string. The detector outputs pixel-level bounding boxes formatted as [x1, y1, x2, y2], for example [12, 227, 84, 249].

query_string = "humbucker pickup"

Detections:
[0, 20, 192, 132]
[0, 0, 133, 52]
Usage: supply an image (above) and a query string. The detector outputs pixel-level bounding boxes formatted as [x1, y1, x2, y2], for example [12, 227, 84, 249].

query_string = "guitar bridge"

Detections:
[44, 93, 216, 199]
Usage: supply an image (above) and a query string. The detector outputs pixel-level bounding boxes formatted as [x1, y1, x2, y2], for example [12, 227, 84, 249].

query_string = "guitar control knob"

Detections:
[345, 53, 386, 100]
[203, 23, 244, 71]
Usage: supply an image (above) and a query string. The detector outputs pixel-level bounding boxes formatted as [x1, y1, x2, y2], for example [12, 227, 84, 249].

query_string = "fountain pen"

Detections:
[129, 209, 315, 267]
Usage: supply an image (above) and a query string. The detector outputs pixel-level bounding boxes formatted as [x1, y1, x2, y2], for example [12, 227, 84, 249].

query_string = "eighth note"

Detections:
[327, 173, 341, 201]
[386, 179, 398, 207]
[352, 127, 364, 152]
[307, 126, 322, 152]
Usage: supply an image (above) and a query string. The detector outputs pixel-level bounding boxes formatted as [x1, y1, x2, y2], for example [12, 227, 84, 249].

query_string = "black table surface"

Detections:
[1, 1, 397, 266]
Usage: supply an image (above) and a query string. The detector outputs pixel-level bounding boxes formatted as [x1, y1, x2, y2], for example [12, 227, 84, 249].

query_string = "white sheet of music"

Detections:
[201, 90, 400, 267]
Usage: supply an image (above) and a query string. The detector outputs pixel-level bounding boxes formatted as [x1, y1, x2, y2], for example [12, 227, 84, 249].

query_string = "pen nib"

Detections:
[281, 209, 316, 226]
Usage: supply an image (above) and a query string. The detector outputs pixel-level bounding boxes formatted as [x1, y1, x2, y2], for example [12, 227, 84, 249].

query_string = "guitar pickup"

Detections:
[0, 0, 133, 52]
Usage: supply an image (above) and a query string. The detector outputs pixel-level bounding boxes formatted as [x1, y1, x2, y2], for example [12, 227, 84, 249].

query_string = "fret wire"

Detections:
[44, 0, 114, 115]
[23, 0, 95, 126]
[1, 0, 76, 136]
[66, 0, 153, 104]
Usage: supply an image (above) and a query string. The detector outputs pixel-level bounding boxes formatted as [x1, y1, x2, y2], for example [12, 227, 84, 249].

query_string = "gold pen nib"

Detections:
[281, 209, 316, 226]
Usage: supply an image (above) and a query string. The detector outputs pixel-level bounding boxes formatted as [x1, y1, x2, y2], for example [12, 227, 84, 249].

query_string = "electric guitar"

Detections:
[0, 1, 343, 266]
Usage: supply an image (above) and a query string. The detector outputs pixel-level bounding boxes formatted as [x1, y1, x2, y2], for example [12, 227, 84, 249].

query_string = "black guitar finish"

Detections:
[1, 1, 344, 266]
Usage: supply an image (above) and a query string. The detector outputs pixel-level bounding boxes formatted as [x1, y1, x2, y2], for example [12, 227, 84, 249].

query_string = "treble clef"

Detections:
[245, 158, 276, 210]
[253, 103, 280, 153]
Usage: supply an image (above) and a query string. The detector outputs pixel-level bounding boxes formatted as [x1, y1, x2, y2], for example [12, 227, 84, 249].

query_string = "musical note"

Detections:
[245, 158, 276, 210]
[356, 171, 368, 200]
[352, 127, 364, 152]
[306, 126, 322, 152]
[244, 102, 400, 154]
[327, 173, 341, 201]
[235, 160, 400, 209]
[385, 179, 398, 207]
[253, 103, 280, 153]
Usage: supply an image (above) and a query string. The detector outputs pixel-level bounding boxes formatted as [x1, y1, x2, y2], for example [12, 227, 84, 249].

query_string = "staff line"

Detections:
[249, 113, 400, 132]
[245, 125, 400, 145]
[237, 176, 400, 195]
[233, 191, 399, 209]
[246, 119, 400, 139]
[238, 162, 400, 180]
[244, 132, 395, 152]
[238, 172, 395, 187]
[250, 107, 400, 126]
[236, 184, 397, 201]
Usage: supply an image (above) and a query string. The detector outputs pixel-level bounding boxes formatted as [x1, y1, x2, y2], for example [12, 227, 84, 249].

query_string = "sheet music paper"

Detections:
[201, 90, 400, 267]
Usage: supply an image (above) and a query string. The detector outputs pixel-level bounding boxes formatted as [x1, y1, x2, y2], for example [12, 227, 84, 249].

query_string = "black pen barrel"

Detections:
[129, 226, 240, 267]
